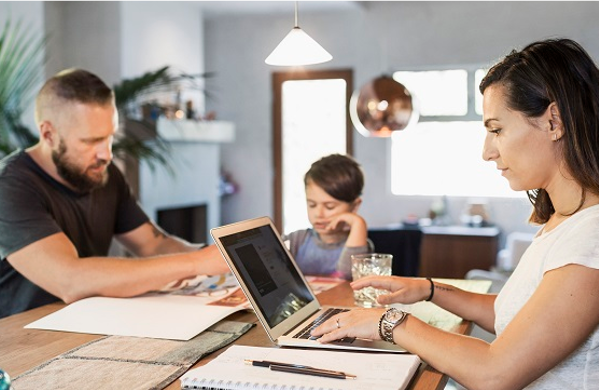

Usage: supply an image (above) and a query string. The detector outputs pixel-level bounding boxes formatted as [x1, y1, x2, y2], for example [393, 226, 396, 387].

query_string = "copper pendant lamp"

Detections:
[350, 75, 419, 137]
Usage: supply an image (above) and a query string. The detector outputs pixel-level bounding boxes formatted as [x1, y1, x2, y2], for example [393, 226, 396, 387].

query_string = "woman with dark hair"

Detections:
[312, 39, 598, 390]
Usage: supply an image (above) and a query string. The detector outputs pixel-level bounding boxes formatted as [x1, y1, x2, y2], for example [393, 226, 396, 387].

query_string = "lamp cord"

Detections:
[294, 1, 298, 27]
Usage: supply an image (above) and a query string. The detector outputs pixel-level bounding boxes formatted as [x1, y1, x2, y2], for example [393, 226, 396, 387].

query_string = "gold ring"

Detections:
[336, 318, 340, 329]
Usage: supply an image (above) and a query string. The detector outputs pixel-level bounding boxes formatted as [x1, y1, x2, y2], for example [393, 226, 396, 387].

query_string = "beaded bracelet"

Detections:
[425, 277, 435, 302]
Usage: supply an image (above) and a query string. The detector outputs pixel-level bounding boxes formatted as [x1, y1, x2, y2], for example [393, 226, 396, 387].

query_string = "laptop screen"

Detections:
[219, 224, 315, 328]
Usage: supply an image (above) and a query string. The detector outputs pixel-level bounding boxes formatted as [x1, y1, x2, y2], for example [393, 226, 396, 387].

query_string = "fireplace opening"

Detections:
[157, 204, 207, 244]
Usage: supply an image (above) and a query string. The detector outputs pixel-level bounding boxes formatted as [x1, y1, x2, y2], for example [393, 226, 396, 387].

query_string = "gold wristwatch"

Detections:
[379, 308, 409, 344]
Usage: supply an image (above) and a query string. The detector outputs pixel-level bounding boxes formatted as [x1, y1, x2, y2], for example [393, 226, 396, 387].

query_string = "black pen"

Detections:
[244, 359, 356, 380]
[244, 359, 314, 369]
[269, 364, 356, 379]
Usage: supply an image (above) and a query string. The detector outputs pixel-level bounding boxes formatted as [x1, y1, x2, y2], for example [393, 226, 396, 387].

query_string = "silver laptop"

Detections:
[210, 216, 405, 353]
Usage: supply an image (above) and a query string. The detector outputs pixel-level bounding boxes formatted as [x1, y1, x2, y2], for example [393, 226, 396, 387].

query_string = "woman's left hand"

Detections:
[311, 307, 387, 343]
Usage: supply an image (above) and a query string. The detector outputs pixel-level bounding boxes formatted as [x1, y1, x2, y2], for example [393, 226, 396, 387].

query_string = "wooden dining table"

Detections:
[0, 281, 477, 390]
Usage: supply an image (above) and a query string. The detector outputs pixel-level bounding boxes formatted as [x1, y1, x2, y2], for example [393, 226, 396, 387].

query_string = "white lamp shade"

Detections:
[265, 27, 332, 66]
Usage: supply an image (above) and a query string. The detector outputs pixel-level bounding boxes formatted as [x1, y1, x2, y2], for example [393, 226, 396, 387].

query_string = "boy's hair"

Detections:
[304, 154, 364, 203]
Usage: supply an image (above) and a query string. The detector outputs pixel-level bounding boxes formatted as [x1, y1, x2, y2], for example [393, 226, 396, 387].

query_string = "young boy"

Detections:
[283, 154, 373, 279]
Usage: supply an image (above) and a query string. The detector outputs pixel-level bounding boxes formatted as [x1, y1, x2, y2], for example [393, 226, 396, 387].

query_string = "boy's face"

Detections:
[305, 180, 357, 234]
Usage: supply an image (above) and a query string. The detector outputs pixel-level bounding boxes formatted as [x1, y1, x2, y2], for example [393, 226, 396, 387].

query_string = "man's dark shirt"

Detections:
[0, 150, 149, 318]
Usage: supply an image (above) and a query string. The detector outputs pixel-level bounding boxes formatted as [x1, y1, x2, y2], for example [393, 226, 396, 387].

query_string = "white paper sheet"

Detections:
[391, 279, 492, 331]
[25, 294, 245, 340]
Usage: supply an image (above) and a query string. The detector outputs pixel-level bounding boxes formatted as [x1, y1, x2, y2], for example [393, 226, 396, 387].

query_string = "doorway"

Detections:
[272, 69, 353, 233]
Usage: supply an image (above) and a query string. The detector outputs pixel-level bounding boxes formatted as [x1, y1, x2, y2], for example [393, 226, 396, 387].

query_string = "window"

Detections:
[394, 70, 468, 116]
[391, 68, 525, 199]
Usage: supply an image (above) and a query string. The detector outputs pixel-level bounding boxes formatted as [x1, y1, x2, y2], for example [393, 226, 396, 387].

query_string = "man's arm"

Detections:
[6, 225, 229, 304]
[116, 220, 207, 256]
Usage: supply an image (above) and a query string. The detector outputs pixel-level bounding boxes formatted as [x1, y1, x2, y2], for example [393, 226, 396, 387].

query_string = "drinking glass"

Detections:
[351, 253, 393, 307]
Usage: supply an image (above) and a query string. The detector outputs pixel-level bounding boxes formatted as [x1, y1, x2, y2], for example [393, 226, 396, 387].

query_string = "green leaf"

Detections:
[0, 18, 46, 154]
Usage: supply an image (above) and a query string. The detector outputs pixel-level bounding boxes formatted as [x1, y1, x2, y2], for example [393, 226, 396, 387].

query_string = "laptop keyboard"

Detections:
[293, 308, 356, 343]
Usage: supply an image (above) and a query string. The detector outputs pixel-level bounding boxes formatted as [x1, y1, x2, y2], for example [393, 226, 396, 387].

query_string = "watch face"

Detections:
[385, 309, 403, 322]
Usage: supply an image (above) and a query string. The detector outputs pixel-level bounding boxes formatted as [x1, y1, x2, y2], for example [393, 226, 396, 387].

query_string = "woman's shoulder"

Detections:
[540, 204, 598, 270]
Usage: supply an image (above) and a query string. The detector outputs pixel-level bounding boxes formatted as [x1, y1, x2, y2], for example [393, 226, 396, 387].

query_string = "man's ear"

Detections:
[547, 102, 564, 142]
[39, 121, 56, 147]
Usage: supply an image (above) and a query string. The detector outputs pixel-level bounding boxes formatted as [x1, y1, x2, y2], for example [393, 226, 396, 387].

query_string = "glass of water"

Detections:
[351, 253, 393, 307]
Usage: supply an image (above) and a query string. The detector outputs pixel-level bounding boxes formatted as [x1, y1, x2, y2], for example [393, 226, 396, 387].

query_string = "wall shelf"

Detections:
[157, 118, 235, 143]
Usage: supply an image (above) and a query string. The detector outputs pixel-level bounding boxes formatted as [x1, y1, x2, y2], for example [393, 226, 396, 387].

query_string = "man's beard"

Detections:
[52, 141, 109, 193]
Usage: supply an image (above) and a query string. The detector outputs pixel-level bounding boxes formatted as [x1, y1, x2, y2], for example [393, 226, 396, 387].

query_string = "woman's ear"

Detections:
[547, 102, 564, 142]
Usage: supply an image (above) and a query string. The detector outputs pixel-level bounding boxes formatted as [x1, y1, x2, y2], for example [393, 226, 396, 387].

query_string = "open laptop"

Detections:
[210, 216, 405, 353]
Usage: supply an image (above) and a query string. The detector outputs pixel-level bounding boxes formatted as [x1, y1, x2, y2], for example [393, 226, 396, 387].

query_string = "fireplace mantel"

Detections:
[156, 118, 235, 142]
[124, 118, 235, 244]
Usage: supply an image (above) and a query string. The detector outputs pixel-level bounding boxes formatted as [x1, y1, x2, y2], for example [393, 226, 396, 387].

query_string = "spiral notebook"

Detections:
[180, 345, 421, 390]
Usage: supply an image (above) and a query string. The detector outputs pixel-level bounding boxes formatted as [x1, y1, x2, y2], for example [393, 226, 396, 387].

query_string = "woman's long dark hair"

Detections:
[479, 39, 599, 224]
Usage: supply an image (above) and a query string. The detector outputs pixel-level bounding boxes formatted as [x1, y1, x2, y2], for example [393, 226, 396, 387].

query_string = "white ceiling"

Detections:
[198, 1, 366, 18]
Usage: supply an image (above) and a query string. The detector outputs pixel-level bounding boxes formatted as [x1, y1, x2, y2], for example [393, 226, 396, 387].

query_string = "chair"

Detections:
[496, 232, 535, 271]
[465, 231, 534, 290]
[367, 227, 423, 276]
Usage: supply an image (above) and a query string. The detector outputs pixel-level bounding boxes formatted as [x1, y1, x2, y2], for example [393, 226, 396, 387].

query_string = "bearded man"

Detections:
[0, 69, 229, 318]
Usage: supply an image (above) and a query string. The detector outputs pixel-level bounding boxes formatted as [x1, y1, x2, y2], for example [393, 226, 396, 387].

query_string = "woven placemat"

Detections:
[13, 320, 254, 390]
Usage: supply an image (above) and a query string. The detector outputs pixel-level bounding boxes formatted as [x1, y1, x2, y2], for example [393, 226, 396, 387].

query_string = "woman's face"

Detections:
[305, 180, 356, 234]
[481, 85, 561, 192]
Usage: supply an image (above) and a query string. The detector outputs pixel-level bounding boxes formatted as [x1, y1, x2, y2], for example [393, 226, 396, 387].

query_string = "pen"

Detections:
[269, 365, 356, 380]
[244, 359, 312, 369]
[244, 359, 356, 380]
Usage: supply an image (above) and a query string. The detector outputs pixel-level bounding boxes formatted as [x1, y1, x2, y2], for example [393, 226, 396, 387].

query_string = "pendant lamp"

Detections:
[265, 2, 332, 66]
[350, 75, 419, 137]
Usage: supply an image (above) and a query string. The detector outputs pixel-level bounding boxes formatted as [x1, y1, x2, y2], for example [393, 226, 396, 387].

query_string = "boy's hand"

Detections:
[326, 212, 364, 232]
[326, 213, 368, 247]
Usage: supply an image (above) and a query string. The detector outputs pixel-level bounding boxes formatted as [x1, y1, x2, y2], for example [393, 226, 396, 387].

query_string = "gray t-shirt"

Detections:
[0, 150, 149, 318]
[495, 205, 599, 389]
[283, 228, 373, 280]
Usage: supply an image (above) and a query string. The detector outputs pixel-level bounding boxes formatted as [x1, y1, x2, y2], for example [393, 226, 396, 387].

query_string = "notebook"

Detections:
[210, 216, 405, 352]
[180, 345, 421, 390]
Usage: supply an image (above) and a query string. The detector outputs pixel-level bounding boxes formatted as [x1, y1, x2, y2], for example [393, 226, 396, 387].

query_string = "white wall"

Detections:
[120, 1, 206, 112]
[203, 1, 599, 243]
[0, 2, 44, 25]
[44, 1, 205, 106]
[43, 2, 121, 85]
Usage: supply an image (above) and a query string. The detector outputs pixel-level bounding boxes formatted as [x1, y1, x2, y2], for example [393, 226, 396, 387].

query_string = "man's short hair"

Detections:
[35, 68, 114, 124]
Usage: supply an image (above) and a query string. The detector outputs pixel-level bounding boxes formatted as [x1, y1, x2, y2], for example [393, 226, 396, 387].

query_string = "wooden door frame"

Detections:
[272, 69, 354, 231]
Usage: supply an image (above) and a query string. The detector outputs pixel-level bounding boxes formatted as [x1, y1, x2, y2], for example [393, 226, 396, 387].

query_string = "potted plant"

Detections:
[0, 18, 45, 155]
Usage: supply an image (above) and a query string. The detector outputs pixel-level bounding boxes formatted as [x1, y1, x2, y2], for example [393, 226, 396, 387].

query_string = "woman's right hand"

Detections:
[351, 276, 432, 305]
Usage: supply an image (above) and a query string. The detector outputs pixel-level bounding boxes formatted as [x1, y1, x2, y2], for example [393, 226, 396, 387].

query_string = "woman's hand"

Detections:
[351, 276, 431, 305]
[311, 308, 387, 343]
